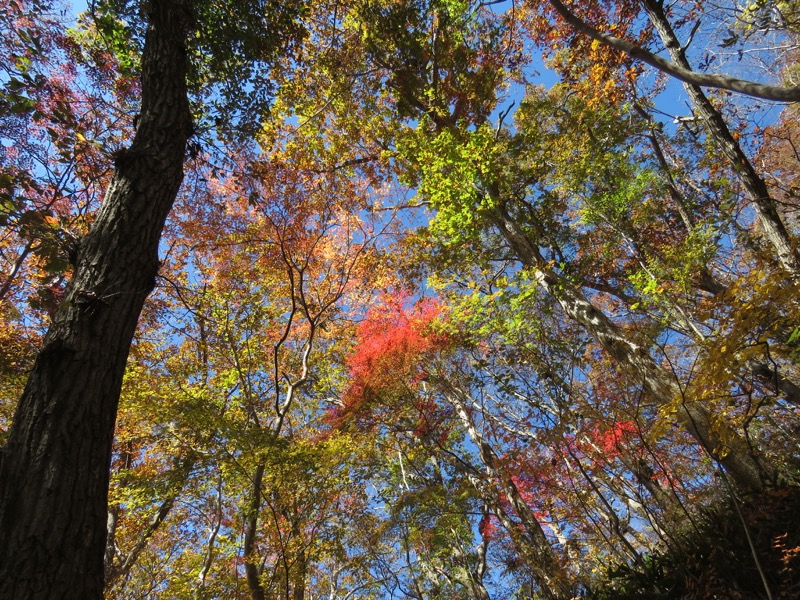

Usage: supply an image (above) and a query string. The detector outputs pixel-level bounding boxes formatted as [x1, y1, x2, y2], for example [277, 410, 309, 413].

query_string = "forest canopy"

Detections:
[2, 0, 800, 598]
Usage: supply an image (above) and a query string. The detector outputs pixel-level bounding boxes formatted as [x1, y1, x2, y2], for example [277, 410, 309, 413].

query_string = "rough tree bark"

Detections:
[0, 0, 192, 596]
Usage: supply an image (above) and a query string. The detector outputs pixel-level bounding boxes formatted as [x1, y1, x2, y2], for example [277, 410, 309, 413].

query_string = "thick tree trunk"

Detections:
[0, 0, 192, 597]
[491, 207, 768, 493]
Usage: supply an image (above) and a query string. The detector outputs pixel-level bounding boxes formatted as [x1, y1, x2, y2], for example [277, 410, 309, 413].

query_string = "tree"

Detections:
[100, 35, 399, 590]
[3, 0, 800, 597]
[364, 2, 768, 490]
[546, 0, 800, 101]
[0, 0, 192, 594]
[541, 0, 800, 278]
[0, 0, 303, 594]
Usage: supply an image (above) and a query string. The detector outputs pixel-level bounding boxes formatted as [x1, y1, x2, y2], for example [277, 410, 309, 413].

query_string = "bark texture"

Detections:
[244, 463, 267, 600]
[0, 0, 192, 596]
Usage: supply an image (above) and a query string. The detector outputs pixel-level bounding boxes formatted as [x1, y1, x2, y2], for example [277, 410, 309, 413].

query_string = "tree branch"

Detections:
[548, 0, 800, 102]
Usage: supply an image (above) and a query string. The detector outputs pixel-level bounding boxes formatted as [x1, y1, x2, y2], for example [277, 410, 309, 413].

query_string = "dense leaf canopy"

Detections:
[2, 0, 800, 597]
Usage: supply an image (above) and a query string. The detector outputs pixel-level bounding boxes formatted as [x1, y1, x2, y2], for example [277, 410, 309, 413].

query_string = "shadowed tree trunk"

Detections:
[244, 463, 267, 600]
[0, 0, 192, 596]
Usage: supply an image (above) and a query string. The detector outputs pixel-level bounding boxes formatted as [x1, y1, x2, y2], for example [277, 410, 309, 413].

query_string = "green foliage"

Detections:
[6, 0, 800, 596]
[431, 267, 548, 352]
[191, 0, 308, 135]
[354, 0, 510, 125]
[397, 121, 500, 244]
[87, 0, 308, 135]
[72, 6, 140, 77]
[579, 168, 653, 228]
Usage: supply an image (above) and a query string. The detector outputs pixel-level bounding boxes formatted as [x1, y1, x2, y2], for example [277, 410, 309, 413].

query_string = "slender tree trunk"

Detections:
[619, 455, 679, 514]
[469, 506, 492, 600]
[105, 455, 196, 589]
[196, 475, 224, 597]
[457, 560, 491, 600]
[444, 384, 573, 600]
[565, 446, 644, 565]
[749, 359, 800, 407]
[639, 0, 800, 279]
[0, 0, 192, 596]
[291, 519, 306, 600]
[546, 0, 800, 101]
[639, 108, 800, 410]
[491, 207, 768, 493]
[244, 463, 267, 600]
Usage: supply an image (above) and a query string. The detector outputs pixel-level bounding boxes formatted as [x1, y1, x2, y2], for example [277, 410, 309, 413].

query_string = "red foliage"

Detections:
[510, 473, 542, 505]
[478, 511, 500, 541]
[595, 419, 637, 456]
[331, 293, 449, 423]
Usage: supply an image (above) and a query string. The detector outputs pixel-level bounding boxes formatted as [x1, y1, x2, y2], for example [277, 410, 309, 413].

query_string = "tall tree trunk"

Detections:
[291, 517, 306, 600]
[639, 0, 800, 279]
[244, 463, 267, 600]
[491, 207, 768, 493]
[0, 0, 192, 596]
[444, 384, 573, 600]
[619, 455, 680, 515]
